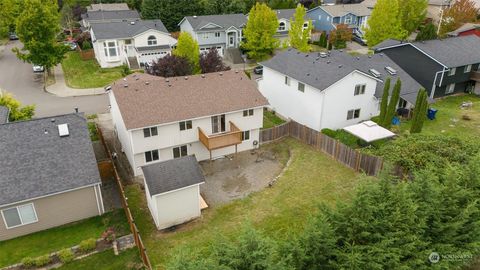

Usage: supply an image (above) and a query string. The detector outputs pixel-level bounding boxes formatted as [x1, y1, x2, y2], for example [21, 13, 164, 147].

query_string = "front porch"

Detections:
[198, 121, 243, 159]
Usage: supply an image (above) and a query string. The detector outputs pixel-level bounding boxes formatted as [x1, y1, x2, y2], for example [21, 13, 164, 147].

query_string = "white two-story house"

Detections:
[178, 14, 247, 57]
[258, 49, 424, 131]
[90, 19, 177, 68]
[108, 71, 268, 176]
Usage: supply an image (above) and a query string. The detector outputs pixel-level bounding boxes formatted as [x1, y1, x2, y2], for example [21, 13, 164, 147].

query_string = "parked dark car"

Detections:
[253, 65, 263, 75]
[9, 33, 18, 40]
[352, 35, 367, 46]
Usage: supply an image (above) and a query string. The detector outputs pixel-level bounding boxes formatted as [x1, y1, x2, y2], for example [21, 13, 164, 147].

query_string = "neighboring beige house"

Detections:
[0, 113, 104, 241]
[142, 155, 206, 230]
[108, 70, 269, 176]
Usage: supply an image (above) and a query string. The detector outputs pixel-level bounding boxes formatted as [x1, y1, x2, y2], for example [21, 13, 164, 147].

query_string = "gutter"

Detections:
[430, 68, 446, 99]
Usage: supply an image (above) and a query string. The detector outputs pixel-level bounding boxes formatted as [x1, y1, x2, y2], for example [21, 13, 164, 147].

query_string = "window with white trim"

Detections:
[347, 109, 361, 120]
[284, 76, 290, 86]
[279, 22, 286, 31]
[448, 67, 456, 76]
[464, 65, 472, 73]
[303, 22, 309, 30]
[446, 83, 455, 94]
[103, 41, 118, 59]
[243, 109, 254, 117]
[143, 127, 158, 138]
[147, 35, 157, 46]
[241, 130, 250, 141]
[2, 203, 38, 229]
[179, 120, 192, 131]
[145, 150, 159, 163]
[318, 15, 322, 20]
[173, 145, 188, 158]
[354, 84, 366, 95]
[344, 16, 352, 24]
[298, 82, 305, 92]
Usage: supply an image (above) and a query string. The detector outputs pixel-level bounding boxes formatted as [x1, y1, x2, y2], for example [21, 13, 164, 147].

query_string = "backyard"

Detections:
[0, 210, 129, 268]
[61, 52, 124, 89]
[125, 138, 363, 269]
[56, 248, 142, 270]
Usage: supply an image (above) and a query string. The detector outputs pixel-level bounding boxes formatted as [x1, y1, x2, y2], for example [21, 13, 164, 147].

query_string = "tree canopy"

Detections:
[328, 24, 352, 49]
[242, 3, 279, 60]
[0, 0, 21, 38]
[364, 0, 408, 46]
[289, 4, 312, 52]
[415, 22, 437, 41]
[146, 55, 192, 78]
[141, 0, 205, 32]
[199, 49, 231, 74]
[398, 0, 428, 35]
[13, 0, 68, 73]
[173, 32, 200, 74]
[0, 90, 35, 122]
[439, 0, 479, 36]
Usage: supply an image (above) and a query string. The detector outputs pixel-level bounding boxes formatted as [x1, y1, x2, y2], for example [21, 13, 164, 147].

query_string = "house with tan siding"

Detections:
[0, 113, 104, 241]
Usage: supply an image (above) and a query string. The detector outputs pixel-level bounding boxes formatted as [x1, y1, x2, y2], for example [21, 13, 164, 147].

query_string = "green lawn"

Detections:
[263, 110, 286, 129]
[399, 94, 480, 137]
[56, 248, 142, 270]
[61, 52, 124, 89]
[0, 210, 129, 268]
[126, 139, 362, 269]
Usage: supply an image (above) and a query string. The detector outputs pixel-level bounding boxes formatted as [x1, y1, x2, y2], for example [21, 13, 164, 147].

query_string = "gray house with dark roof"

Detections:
[81, 9, 140, 28]
[374, 35, 480, 98]
[142, 155, 206, 230]
[90, 19, 177, 68]
[0, 114, 104, 241]
[258, 49, 424, 131]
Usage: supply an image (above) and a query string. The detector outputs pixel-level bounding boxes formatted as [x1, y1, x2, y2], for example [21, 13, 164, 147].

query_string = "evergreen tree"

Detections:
[319, 31, 327, 48]
[242, 3, 279, 60]
[383, 78, 401, 129]
[398, 0, 428, 35]
[141, 0, 204, 32]
[289, 4, 312, 52]
[410, 88, 428, 133]
[173, 32, 200, 74]
[364, 0, 407, 46]
[415, 22, 437, 41]
[378, 77, 391, 125]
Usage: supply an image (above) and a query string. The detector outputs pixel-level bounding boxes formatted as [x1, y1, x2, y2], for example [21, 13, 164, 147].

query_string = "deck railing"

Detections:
[198, 121, 242, 151]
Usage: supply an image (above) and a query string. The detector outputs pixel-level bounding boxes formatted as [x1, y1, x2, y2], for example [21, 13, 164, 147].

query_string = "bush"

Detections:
[87, 122, 99, 141]
[34, 255, 51, 267]
[81, 41, 92, 50]
[58, 248, 75, 264]
[121, 64, 131, 77]
[321, 128, 362, 148]
[78, 238, 97, 253]
[21, 257, 35, 267]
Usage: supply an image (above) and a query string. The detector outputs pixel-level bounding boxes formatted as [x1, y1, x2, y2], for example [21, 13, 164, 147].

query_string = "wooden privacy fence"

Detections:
[260, 121, 384, 176]
[97, 125, 153, 270]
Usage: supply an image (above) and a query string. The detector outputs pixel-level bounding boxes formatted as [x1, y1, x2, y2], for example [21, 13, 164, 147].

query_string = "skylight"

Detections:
[369, 69, 381, 78]
[385, 66, 397, 75]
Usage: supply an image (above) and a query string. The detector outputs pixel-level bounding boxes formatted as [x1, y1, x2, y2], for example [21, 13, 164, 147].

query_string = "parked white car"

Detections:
[32, 65, 44, 73]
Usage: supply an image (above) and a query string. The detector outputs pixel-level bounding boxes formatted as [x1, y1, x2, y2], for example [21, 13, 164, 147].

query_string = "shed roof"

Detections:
[260, 49, 424, 104]
[90, 20, 169, 40]
[343, 121, 396, 142]
[110, 70, 268, 130]
[142, 156, 205, 196]
[0, 113, 101, 206]
[0, 106, 9, 124]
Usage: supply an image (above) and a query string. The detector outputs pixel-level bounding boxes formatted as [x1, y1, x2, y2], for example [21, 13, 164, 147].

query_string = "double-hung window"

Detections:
[448, 67, 456, 76]
[215, 32, 221, 37]
[446, 83, 455, 94]
[354, 84, 366, 95]
[284, 76, 290, 86]
[464, 65, 472, 73]
[347, 109, 361, 120]
[2, 203, 38, 229]
[173, 145, 188, 158]
[145, 150, 159, 163]
[143, 127, 158, 138]
[179, 120, 192, 131]
[298, 82, 305, 92]
[243, 109, 254, 117]
[241, 130, 250, 141]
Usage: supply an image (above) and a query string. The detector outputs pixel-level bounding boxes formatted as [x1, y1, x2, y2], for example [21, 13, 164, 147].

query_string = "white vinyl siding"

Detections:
[1, 203, 38, 229]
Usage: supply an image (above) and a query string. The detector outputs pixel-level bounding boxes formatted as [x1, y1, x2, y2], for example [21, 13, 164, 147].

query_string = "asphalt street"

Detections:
[0, 41, 109, 118]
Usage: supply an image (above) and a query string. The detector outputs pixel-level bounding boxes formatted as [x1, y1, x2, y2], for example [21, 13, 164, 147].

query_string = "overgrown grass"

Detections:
[263, 110, 286, 129]
[0, 210, 129, 268]
[126, 139, 362, 269]
[61, 52, 124, 89]
[399, 94, 480, 138]
[88, 122, 99, 141]
[56, 248, 142, 270]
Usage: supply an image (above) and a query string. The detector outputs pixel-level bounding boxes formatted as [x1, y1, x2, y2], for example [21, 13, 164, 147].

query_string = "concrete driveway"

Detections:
[0, 41, 109, 118]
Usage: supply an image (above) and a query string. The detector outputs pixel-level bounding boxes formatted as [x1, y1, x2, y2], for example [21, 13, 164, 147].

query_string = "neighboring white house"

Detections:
[142, 155, 205, 230]
[108, 70, 268, 176]
[178, 14, 247, 57]
[258, 49, 424, 131]
[90, 20, 177, 68]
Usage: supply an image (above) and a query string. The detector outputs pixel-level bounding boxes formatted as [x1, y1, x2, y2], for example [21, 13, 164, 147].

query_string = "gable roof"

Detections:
[315, 3, 372, 17]
[0, 114, 101, 207]
[0, 106, 9, 124]
[181, 14, 247, 30]
[373, 35, 480, 67]
[82, 10, 140, 21]
[448, 23, 480, 36]
[142, 155, 205, 196]
[275, 9, 296, 20]
[110, 70, 268, 130]
[87, 3, 130, 11]
[260, 49, 424, 104]
[90, 20, 169, 40]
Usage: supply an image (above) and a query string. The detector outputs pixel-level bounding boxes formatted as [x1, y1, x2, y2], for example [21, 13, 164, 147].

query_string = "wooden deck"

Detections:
[198, 121, 242, 151]
[200, 195, 209, 210]
[471, 71, 480, 82]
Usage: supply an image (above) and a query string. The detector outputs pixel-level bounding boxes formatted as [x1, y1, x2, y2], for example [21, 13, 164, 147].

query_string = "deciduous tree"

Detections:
[398, 0, 428, 35]
[289, 4, 312, 52]
[415, 22, 437, 41]
[199, 48, 231, 74]
[0, 0, 21, 38]
[13, 0, 69, 75]
[328, 24, 352, 49]
[242, 3, 279, 60]
[147, 55, 192, 78]
[364, 0, 407, 46]
[439, 0, 479, 36]
[0, 90, 35, 121]
[173, 32, 200, 73]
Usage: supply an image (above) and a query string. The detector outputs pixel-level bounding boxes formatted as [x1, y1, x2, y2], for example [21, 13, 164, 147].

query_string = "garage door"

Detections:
[138, 51, 169, 66]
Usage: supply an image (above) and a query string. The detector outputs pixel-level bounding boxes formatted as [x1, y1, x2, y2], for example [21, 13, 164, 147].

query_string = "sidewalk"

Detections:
[45, 65, 106, 97]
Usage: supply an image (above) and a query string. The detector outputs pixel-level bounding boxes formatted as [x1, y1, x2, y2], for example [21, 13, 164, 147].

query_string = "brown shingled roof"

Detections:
[111, 70, 268, 130]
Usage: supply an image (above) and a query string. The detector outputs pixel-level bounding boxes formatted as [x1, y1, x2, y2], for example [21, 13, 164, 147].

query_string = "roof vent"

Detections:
[305, 54, 309, 57]
[184, 76, 188, 80]
[58, 124, 69, 137]
[193, 15, 198, 18]
[219, 72, 223, 76]
[339, 49, 343, 52]
[356, 57, 360, 60]
[165, 78, 170, 82]
[201, 74, 205, 78]
[51, 118, 55, 123]
[327, 61, 331, 64]
[168, 84, 172, 87]
[306, 73, 310, 76]
[315, 57, 320, 61]
[44, 129, 48, 135]
[369, 68, 381, 78]
[385, 66, 397, 75]
[320, 52, 328, 58]
[235, 70, 239, 73]
[104, 85, 112, 91]
[338, 65, 343, 68]
[135, 77, 139, 81]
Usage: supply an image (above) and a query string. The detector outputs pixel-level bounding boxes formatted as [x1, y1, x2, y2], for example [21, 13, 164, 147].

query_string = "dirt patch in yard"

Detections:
[199, 144, 290, 206]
